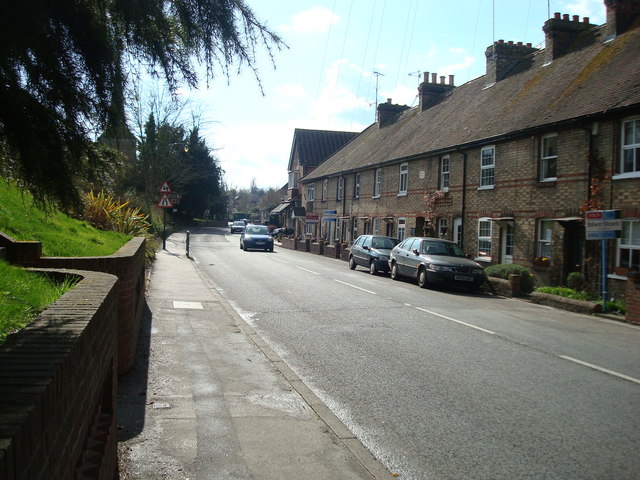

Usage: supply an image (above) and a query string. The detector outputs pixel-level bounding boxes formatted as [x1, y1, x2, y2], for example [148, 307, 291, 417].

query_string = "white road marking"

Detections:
[415, 307, 496, 334]
[333, 279, 378, 295]
[559, 356, 640, 384]
[296, 266, 320, 275]
[271, 257, 289, 265]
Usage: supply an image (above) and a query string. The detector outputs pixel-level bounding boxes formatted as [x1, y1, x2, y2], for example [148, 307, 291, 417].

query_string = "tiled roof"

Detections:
[288, 128, 359, 170]
[304, 24, 640, 181]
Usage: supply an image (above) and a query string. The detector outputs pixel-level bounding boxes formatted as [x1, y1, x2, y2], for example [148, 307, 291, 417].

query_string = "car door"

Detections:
[358, 236, 372, 266]
[352, 236, 365, 266]
[395, 238, 415, 275]
[403, 238, 422, 277]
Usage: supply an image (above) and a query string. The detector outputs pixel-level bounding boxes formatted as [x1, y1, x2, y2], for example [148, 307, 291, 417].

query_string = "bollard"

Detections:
[186, 230, 191, 258]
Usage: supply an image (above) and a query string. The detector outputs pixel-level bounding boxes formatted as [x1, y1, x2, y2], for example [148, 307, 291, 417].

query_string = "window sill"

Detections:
[477, 185, 494, 191]
[372, 195, 381, 199]
[607, 273, 628, 281]
[397, 192, 407, 197]
[475, 256, 492, 263]
[612, 171, 640, 180]
[536, 177, 558, 188]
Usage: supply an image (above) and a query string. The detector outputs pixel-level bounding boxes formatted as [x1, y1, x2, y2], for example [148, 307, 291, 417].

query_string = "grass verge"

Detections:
[0, 260, 76, 343]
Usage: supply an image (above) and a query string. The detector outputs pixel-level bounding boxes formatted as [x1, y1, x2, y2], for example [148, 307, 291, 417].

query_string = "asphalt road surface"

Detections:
[187, 227, 640, 480]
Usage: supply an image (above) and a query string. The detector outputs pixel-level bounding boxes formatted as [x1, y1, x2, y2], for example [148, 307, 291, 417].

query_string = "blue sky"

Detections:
[181, 0, 606, 190]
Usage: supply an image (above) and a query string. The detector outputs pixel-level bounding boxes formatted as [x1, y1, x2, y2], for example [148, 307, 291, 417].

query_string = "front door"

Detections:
[501, 224, 514, 264]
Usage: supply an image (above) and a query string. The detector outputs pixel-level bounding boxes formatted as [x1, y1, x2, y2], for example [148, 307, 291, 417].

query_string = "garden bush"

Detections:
[484, 264, 535, 294]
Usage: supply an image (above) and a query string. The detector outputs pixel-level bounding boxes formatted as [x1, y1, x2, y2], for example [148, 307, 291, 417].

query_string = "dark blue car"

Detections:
[348, 235, 398, 274]
[240, 224, 274, 252]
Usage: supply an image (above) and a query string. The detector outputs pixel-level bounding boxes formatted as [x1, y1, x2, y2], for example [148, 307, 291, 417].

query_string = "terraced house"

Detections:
[297, 0, 640, 297]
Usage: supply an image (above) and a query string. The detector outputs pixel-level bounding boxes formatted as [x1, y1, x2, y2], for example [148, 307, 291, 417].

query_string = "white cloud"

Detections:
[279, 6, 339, 34]
[275, 83, 307, 98]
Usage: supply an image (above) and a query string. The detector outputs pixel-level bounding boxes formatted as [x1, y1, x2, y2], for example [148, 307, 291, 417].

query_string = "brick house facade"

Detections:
[298, 0, 640, 300]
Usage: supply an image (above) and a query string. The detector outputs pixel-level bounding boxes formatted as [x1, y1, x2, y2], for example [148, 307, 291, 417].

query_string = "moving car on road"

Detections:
[349, 235, 398, 274]
[389, 237, 486, 291]
[240, 225, 274, 252]
[230, 220, 246, 233]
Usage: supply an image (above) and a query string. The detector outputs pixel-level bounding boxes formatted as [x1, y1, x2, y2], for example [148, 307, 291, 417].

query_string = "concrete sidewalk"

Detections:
[117, 233, 394, 479]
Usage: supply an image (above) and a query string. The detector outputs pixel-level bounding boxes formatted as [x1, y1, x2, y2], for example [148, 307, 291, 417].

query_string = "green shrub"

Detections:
[566, 272, 586, 291]
[535, 286, 591, 301]
[484, 264, 535, 294]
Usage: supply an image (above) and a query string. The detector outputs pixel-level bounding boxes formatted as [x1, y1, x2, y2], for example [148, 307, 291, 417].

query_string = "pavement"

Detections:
[116, 232, 395, 480]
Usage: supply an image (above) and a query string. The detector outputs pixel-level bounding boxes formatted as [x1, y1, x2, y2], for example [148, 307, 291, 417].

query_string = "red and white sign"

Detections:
[159, 182, 172, 193]
[158, 194, 173, 208]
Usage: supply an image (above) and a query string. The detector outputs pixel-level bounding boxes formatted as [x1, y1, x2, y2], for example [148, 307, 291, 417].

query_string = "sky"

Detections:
[179, 0, 606, 191]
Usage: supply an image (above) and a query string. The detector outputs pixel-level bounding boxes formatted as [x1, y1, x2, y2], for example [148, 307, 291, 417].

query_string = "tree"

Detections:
[0, 0, 284, 208]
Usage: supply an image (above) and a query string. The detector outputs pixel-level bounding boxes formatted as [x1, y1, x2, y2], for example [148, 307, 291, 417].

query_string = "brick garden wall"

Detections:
[0, 269, 119, 480]
[0, 234, 146, 374]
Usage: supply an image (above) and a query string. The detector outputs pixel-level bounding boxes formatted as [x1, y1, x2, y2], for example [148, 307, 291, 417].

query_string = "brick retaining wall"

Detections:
[0, 233, 146, 374]
[0, 269, 119, 480]
[626, 272, 640, 324]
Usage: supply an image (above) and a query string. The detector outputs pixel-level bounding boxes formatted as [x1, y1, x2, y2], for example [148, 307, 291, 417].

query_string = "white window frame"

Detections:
[374, 168, 383, 198]
[617, 219, 640, 270]
[540, 134, 558, 181]
[322, 179, 328, 201]
[337, 176, 344, 200]
[440, 155, 450, 192]
[477, 217, 492, 261]
[614, 117, 640, 179]
[479, 146, 495, 189]
[373, 217, 380, 234]
[353, 173, 360, 199]
[353, 217, 359, 239]
[537, 219, 554, 260]
[398, 163, 408, 196]
[306, 183, 315, 202]
[397, 218, 406, 241]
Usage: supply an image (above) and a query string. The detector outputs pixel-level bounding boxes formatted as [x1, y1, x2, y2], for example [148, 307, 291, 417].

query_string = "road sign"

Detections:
[159, 182, 172, 193]
[158, 194, 173, 208]
[585, 210, 621, 240]
[168, 193, 181, 205]
[305, 215, 319, 224]
[323, 210, 337, 222]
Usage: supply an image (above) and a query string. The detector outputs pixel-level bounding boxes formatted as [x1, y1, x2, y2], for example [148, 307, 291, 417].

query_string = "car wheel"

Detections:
[369, 260, 378, 275]
[240, 242, 243, 250]
[390, 262, 399, 280]
[349, 256, 356, 270]
[418, 267, 428, 289]
[268, 246, 274, 252]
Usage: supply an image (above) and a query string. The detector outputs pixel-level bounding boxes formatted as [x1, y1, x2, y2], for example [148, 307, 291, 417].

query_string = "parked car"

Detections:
[230, 220, 246, 233]
[389, 237, 486, 291]
[349, 235, 398, 274]
[240, 224, 274, 252]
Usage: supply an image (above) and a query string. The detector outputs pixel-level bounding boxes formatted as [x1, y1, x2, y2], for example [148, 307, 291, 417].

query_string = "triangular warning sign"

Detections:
[158, 194, 173, 208]
[159, 182, 172, 193]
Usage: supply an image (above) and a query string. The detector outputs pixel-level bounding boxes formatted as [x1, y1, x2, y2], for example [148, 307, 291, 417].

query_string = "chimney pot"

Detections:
[554, 12, 561, 19]
[423, 72, 429, 82]
[439, 76, 445, 84]
[431, 72, 437, 83]
[563, 14, 570, 20]
[583, 17, 589, 23]
[498, 39, 504, 44]
[448, 74, 454, 86]
[517, 41, 523, 46]
[387, 98, 392, 104]
[526, 42, 532, 48]
[508, 40, 514, 45]
[573, 15, 579, 22]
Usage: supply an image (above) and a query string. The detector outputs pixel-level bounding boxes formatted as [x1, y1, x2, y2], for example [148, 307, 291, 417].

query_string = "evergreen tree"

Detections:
[0, 0, 283, 208]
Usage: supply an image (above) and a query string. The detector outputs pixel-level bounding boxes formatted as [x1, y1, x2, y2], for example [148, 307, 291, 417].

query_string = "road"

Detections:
[187, 227, 640, 480]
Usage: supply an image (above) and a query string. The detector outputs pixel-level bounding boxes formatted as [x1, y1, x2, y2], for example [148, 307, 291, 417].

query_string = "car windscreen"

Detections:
[421, 240, 465, 257]
[371, 237, 397, 249]
[246, 226, 269, 235]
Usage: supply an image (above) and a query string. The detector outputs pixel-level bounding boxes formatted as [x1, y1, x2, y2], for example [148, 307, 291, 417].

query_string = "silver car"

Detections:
[389, 237, 486, 291]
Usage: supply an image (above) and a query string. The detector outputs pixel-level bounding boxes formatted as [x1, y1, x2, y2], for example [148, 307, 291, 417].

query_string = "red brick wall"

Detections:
[0, 234, 146, 374]
[0, 269, 119, 480]
[626, 272, 640, 324]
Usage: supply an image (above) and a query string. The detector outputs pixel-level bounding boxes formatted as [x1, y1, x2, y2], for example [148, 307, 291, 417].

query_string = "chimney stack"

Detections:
[418, 72, 455, 111]
[543, 11, 596, 63]
[604, 0, 640, 38]
[485, 40, 537, 85]
[377, 98, 410, 128]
